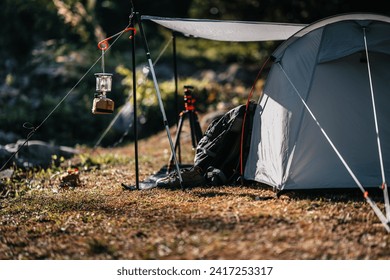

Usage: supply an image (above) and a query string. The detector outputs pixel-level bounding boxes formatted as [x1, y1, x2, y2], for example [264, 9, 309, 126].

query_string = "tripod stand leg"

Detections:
[194, 113, 203, 143]
[167, 112, 185, 173]
[189, 112, 197, 149]
[167, 109, 203, 173]
[189, 111, 203, 148]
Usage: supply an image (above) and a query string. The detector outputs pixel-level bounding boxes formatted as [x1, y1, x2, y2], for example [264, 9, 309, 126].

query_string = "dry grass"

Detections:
[1, 127, 390, 260]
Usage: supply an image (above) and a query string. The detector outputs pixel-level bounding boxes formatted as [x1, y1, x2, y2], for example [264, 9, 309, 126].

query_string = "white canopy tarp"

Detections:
[141, 15, 307, 42]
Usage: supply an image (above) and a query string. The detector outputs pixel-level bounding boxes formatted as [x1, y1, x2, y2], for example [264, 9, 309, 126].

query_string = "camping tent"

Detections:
[243, 13, 390, 191]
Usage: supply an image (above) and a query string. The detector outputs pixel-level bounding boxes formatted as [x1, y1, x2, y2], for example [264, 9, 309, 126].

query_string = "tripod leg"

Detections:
[168, 112, 185, 173]
[189, 112, 197, 149]
[189, 111, 203, 148]
[193, 112, 203, 144]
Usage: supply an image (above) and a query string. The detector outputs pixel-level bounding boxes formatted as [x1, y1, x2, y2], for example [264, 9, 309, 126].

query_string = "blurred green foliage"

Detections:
[0, 0, 388, 147]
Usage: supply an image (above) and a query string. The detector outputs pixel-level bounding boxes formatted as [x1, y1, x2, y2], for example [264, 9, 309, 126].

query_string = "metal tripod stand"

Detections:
[167, 86, 203, 173]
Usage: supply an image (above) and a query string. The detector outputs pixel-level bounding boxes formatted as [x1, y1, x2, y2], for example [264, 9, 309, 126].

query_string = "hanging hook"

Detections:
[98, 40, 109, 51]
[97, 27, 137, 50]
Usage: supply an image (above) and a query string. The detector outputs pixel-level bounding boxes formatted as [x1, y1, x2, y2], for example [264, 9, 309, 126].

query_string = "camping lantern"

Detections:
[95, 73, 113, 93]
[92, 73, 114, 114]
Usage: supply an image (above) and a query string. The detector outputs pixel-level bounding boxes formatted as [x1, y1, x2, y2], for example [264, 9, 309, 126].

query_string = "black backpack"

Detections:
[194, 100, 258, 186]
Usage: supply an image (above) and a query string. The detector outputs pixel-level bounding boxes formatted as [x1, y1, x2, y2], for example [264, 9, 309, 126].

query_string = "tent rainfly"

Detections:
[143, 14, 390, 231]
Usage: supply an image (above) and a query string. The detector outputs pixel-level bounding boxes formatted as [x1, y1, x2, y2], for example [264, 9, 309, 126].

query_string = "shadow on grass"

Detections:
[190, 186, 275, 201]
[281, 187, 386, 203]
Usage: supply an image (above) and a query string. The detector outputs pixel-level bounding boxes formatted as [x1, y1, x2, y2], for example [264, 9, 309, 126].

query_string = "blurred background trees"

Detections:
[0, 0, 389, 147]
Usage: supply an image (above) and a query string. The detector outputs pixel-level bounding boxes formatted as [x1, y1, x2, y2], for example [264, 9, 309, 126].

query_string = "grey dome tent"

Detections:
[243, 13, 390, 230]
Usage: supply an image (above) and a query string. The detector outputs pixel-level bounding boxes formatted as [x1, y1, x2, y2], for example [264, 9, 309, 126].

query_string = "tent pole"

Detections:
[122, 11, 140, 190]
[136, 13, 183, 186]
[131, 17, 140, 190]
[363, 28, 390, 221]
[172, 32, 181, 164]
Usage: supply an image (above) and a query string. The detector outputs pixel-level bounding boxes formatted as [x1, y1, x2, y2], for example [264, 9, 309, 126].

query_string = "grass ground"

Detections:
[1, 126, 390, 260]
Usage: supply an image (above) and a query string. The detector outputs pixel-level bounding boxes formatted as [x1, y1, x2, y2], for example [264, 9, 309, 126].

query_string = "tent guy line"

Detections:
[278, 62, 390, 232]
[0, 23, 133, 172]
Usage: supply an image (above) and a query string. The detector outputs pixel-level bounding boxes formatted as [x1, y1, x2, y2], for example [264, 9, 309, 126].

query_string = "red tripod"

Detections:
[167, 86, 203, 173]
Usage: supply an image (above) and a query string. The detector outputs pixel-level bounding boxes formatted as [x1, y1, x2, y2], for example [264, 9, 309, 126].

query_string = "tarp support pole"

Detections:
[136, 12, 183, 186]
[278, 63, 390, 232]
[172, 32, 181, 163]
[363, 28, 390, 221]
[131, 17, 140, 190]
